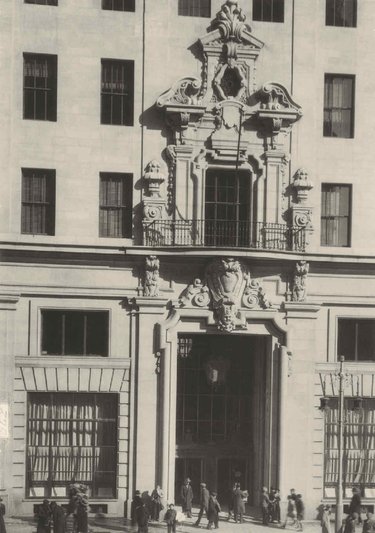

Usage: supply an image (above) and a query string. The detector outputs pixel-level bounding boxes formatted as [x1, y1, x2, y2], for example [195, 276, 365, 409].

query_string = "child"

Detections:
[164, 503, 177, 533]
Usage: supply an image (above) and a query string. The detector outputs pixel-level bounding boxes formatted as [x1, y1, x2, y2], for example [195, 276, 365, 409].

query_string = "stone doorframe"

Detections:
[156, 306, 291, 504]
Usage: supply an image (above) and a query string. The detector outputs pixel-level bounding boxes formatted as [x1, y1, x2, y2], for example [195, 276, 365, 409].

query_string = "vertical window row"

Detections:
[321, 184, 351, 247]
[323, 74, 355, 138]
[23, 54, 57, 121]
[21, 168, 56, 235]
[100, 59, 134, 126]
[99, 173, 133, 238]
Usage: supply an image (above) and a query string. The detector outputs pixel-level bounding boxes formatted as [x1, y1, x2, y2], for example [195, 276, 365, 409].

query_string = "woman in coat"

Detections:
[36, 500, 52, 533]
[233, 484, 245, 524]
[50, 502, 66, 533]
[0, 497, 6, 533]
[150, 485, 163, 521]
[180, 478, 193, 518]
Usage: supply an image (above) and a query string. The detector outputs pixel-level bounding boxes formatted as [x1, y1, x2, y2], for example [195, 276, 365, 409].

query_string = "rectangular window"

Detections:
[101, 59, 134, 126]
[102, 0, 135, 10]
[326, 0, 357, 27]
[324, 398, 375, 496]
[324, 74, 355, 138]
[23, 53, 57, 121]
[253, 0, 284, 22]
[41, 310, 109, 356]
[178, 0, 211, 17]
[26, 393, 117, 498]
[321, 184, 351, 247]
[24, 0, 58, 4]
[21, 168, 55, 235]
[338, 319, 375, 361]
[99, 173, 133, 238]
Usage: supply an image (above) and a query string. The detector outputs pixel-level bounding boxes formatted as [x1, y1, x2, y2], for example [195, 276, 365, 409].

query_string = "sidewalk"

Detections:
[5, 514, 323, 533]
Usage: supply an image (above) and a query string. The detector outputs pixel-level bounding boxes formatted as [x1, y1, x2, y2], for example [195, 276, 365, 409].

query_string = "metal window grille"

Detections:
[21, 168, 55, 235]
[178, 0, 211, 17]
[99, 173, 133, 238]
[26, 392, 118, 499]
[326, 0, 357, 27]
[23, 54, 57, 121]
[321, 184, 351, 247]
[41, 310, 109, 356]
[24, 0, 58, 5]
[252, 0, 284, 22]
[101, 59, 134, 126]
[102, 0, 135, 11]
[324, 75, 355, 138]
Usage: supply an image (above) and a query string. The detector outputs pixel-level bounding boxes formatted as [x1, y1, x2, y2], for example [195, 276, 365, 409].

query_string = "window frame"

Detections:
[102, 0, 135, 11]
[325, 0, 357, 28]
[40, 309, 110, 357]
[100, 58, 134, 126]
[21, 168, 56, 236]
[23, 53, 58, 121]
[323, 74, 355, 139]
[252, 0, 285, 23]
[24, 0, 58, 5]
[177, 0, 211, 18]
[337, 318, 375, 362]
[26, 392, 118, 499]
[320, 183, 352, 247]
[99, 172, 133, 239]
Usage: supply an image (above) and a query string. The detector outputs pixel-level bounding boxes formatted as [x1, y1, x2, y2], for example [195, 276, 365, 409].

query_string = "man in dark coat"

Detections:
[349, 488, 362, 523]
[207, 492, 221, 530]
[131, 491, 149, 533]
[194, 482, 210, 527]
[181, 478, 193, 518]
[344, 513, 358, 533]
[0, 497, 6, 533]
[50, 502, 66, 533]
[233, 484, 246, 524]
[164, 504, 177, 533]
[261, 487, 270, 526]
[363, 511, 375, 533]
[36, 500, 52, 533]
[295, 494, 305, 531]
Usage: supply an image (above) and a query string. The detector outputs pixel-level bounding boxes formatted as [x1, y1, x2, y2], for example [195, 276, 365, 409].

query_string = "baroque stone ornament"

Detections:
[144, 256, 160, 297]
[179, 258, 271, 332]
[292, 168, 313, 204]
[142, 160, 167, 222]
[143, 160, 165, 198]
[291, 260, 309, 302]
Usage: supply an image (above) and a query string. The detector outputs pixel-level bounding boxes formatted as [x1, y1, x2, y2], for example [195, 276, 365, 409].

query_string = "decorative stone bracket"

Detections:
[143, 256, 160, 297]
[289, 168, 314, 244]
[142, 160, 167, 222]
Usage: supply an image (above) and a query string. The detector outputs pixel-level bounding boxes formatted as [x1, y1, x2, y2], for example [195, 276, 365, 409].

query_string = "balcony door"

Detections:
[204, 169, 251, 247]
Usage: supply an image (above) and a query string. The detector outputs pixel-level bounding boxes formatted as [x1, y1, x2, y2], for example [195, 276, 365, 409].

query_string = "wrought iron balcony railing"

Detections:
[143, 220, 306, 252]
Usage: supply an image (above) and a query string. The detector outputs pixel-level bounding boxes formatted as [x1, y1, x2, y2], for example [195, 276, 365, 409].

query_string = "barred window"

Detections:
[321, 184, 351, 247]
[99, 173, 132, 238]
[253, 0, 284, 22]
[178, 0, 211, 17]
[26, 393, 117, 498]
[101, 59, 134, 126]
[24, 0, 58, 4]
[21, 168, 55, 235]
[324, 75, 355, 138]
[326, 0, 357, 27]
[41, 310, 109, 357]
[102, 0, 135, 11]
[23, 54, 57, 121]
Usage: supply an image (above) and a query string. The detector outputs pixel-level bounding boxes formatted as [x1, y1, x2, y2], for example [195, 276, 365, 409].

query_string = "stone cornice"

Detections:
[15, 356, 131, 369]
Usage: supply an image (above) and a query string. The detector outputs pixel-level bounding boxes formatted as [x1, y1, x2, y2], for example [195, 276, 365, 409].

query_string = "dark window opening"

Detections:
[326, 0, 357, 27]
[41, 310, 109, 356]
[101, 59, 134, 126]
[24, 0, 58, 4]
[321, 184, 351, 247]
[253, 0, 284, 23]
[178, 0, 211, 17]
[26, 393, 117, 499]
[23, 53, 57, 121]
[99, 173, 133, 238]
[338, 319, 375, 362]
[21, 168, 55, 235]
[324, 74, 355, 138]
[102, 0, 135, 11]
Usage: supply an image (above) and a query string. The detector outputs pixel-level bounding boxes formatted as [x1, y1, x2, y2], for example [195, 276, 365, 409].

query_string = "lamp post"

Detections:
[336, 355, 345, 533]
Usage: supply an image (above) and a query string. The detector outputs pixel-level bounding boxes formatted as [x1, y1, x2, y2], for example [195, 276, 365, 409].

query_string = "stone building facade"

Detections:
[1, 0, 375, 520]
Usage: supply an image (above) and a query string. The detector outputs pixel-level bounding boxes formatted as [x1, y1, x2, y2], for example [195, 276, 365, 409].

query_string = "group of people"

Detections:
[341, 488, 375, 533]
[36, 484, 89, 533]
[261, 487, 304, 530]
[261, 487, 282, 525]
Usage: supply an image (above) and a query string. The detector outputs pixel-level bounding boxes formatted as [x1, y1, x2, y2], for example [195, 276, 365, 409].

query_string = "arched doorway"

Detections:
[174, 333, 280, 508]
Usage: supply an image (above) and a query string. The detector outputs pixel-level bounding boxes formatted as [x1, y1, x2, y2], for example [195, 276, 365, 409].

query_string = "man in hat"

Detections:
[36, 499, 52, 533]
[0, 497, 6, 533]
[131, 490, 149, 533]
[194, 483, 210, 527]
[50, 501, 66, 533]
[181, 478, 193, 518]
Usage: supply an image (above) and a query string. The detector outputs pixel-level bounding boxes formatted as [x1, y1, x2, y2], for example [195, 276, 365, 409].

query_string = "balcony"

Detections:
[143, 220, 306, 252]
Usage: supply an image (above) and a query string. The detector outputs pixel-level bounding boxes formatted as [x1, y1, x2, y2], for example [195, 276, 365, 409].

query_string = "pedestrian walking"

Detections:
[233, 483, 246, 524]
[362, 511, 375, 533]
[151, 485, 164, 521]
[321, 505, 332, 533]
[295, 494, 305, 531]
[281, 495, 297, 529]
[164, 504, 177, 533]
[181, 478, 193, 518]
[0, 497, 6, 533]
[194, 482, 210, 527]
[131, 490, 149, 533]
[349, 488, 362, 524]
[273, 489, 281, 523]
[207, 492, 221, 530]
[36, 500, 52, 533]
[50, 501, 66, 533]
[261, 487, 270, 526]
[344, 513, 358, 533]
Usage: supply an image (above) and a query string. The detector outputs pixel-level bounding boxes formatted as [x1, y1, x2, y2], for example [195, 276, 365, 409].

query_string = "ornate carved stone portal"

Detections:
[152, 0, 311, 242]
[179, 257, 271, 332]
